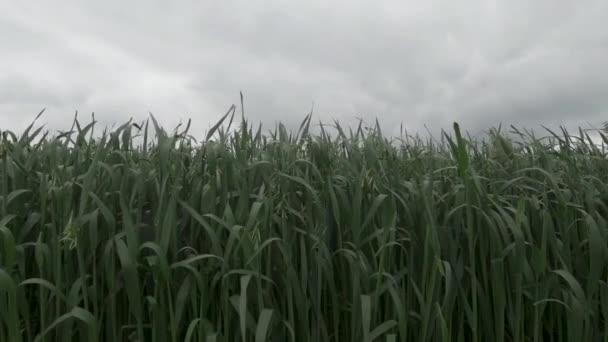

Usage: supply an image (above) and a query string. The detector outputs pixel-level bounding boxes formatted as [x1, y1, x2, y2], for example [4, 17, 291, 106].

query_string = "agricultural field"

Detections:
[1, 108, 608, 341]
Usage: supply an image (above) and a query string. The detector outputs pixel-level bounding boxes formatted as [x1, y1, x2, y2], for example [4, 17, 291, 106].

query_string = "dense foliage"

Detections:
[1, 107, 608, 341]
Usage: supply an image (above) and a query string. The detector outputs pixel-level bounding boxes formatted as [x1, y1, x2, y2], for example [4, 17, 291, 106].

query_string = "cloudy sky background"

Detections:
[1, 0, 607, 139]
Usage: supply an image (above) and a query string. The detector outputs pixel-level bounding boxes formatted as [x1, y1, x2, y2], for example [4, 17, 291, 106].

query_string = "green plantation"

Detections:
[1, 107, 608, 342]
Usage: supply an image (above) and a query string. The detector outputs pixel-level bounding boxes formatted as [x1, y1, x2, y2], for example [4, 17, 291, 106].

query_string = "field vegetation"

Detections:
[1, 106, 608, 341]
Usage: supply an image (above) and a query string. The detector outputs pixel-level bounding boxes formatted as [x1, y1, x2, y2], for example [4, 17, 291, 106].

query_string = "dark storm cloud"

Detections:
[1, 0, 607, 139]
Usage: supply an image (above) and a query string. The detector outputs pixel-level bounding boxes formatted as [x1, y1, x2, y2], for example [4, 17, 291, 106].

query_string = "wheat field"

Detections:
[1, 107, 608, 341]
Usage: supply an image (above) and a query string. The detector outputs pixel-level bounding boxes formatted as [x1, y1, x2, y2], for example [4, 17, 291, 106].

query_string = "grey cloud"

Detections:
[1, 0, 607, 139]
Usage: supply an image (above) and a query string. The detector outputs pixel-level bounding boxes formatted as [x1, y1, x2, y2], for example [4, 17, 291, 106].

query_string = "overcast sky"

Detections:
[1, 0, 607, 139]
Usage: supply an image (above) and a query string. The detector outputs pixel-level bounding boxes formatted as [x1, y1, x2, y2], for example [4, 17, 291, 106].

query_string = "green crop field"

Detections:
[1, 107, 608, 341]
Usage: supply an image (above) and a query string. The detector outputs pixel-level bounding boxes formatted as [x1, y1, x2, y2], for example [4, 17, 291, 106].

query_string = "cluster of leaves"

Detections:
[1, 106, 608, 341]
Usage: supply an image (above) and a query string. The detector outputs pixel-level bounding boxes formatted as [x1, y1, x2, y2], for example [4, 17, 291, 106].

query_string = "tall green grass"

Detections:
[1, 107, 608, 341]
